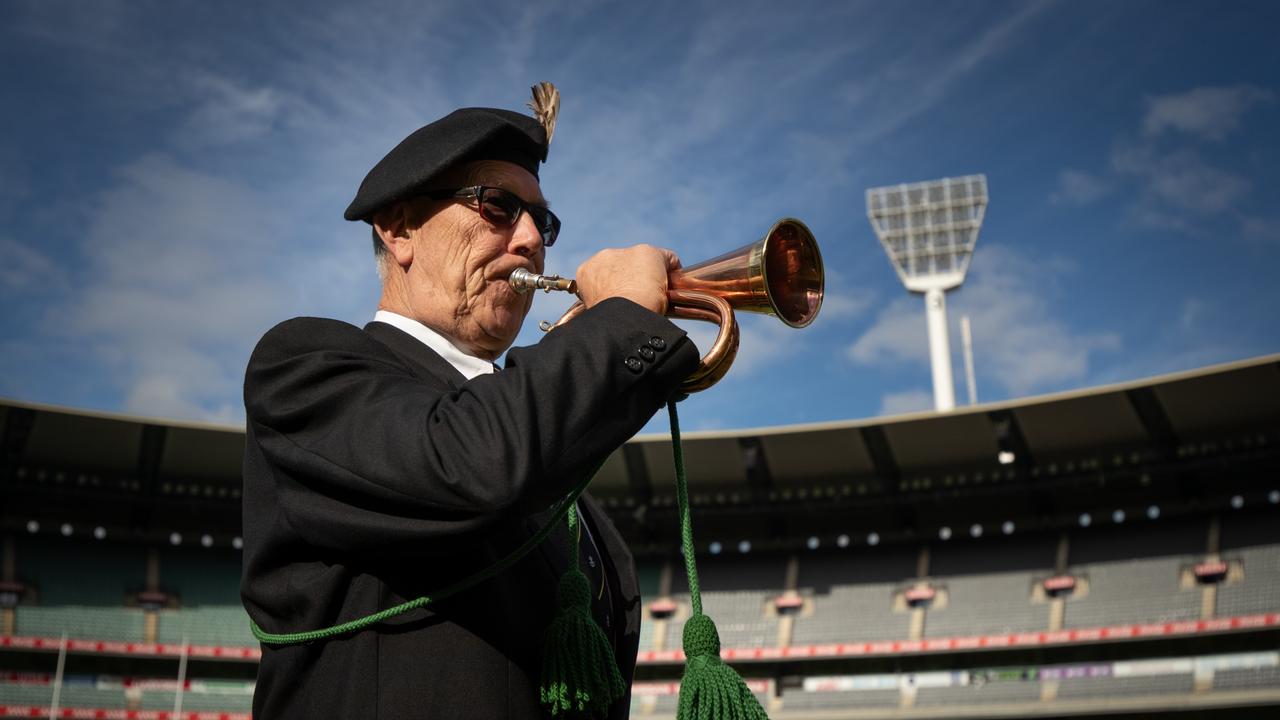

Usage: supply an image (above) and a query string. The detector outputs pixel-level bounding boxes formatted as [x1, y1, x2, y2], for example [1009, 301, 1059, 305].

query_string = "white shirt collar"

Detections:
[372, 310, 496, 380]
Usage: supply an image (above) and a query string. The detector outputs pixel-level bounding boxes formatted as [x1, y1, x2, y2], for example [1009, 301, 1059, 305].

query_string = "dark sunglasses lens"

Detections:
[478, 189, 520, 226]
[528, 207, 560, 247]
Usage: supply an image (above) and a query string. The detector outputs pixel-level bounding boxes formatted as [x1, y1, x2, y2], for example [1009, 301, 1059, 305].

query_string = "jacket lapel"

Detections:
[363, 321, 466, 388]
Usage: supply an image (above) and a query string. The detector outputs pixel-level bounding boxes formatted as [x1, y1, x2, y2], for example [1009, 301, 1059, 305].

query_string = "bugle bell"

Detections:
[510, 218, 824, 393]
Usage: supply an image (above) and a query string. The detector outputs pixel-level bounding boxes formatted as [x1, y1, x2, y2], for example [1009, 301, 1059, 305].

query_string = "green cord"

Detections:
[667, 397, 702, 617]
[669, 397, 770, 719]
[250, 465, 597, 645]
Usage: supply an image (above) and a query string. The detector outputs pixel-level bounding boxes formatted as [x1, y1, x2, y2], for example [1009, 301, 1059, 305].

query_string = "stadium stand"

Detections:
[15, 606, 145, 642]
[156, 606, 257, 646]
[14, 535, 146, 605]
[1217, 511, 1280, 617]
[1055, 672, 1195, 699]
[781, 688, 900, 711]
[914, 680, 1042, 706]
[1215, 665, 1280, 691]
[1063, 520, 1206, 628]
[791, 546, 915, 644]
[663, 555, 785, 650]
[4, 353, 1280, 718]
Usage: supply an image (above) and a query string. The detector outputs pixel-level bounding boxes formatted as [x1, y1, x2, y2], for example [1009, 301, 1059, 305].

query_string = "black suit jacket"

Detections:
[241, 298, 698, 719]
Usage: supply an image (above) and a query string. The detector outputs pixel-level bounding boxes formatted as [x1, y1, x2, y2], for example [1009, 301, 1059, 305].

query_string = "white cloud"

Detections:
[0, 238, 64, 292]
[1142, 84, 1275, 141]
[1112, 145, 1250, 216]
[847, 296, 929, 366]
[847, 244, 1120, 398]
[1178, 298, 1205, 331]
[880, 389, 933, 416]
[39, 153, 374, 422]
[176, 74, 286, 148]
[1049, 169, 1108, 206]
[816, 286, 876, 321]
[1241, 216, 1280, 244]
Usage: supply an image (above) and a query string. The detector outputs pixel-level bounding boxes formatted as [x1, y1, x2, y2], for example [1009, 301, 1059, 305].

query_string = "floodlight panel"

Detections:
[866, 175, 988, 292]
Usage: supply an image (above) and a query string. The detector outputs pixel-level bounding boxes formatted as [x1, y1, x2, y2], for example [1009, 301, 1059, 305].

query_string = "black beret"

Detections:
[343, 107, 547, 223]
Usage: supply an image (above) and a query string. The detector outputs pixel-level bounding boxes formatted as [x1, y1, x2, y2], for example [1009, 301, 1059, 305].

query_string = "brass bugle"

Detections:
[509, 218, 823, 393]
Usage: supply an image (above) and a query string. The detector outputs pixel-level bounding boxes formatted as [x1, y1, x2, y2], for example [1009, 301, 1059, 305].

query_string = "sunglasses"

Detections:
[423, 186, 561, 247]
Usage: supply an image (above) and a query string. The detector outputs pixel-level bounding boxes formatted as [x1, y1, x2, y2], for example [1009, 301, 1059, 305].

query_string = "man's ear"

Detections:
[373, 203, 414, 268]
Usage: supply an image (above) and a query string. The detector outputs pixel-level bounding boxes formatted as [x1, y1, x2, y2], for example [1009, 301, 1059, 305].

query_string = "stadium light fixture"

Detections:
[93, 527, 106, 540]
[1001, 520, 1015, 535]
[201, 534, 214, 548]
[836, 534, 851, 548]
[1078, 513, 1092, 528]
[738, 540, 752, 554]
[60, 523, 73, 537]
[938, 526, 953, 541]
[169, 532, 182, 546]
[1112, 509, 1126, 524]
[866, 532, 881, 546]
[232, 536, 244, 550]
[1269, 490, 1280, 505]
[866, 175, 989, 411]
[1146, 505, 1161, 520]
[26, 520, 39, 534]
[806, 536, 821, 550]
[969, 524, 983, 538]
[1230, 495, 1244, 509]
[709, 541, 723, 555]
[997, 451, 1016, 465]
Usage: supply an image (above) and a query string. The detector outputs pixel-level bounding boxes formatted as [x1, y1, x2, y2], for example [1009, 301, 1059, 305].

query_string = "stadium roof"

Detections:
[2, 352, 1278, 497]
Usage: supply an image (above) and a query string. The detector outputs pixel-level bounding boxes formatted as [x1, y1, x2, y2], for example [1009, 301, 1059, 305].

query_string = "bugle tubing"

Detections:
[510, 218, 824, 393]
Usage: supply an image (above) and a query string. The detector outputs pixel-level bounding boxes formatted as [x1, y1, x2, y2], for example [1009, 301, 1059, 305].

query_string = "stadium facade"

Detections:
[2, 353, 1278, 718]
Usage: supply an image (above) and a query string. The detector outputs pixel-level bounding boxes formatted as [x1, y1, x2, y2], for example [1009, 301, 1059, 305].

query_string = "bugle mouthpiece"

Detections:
[509, 268, 578, 294]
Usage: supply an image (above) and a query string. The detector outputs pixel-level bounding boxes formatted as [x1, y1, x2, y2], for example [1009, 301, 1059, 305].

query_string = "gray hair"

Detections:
[372, 226, 389, 280]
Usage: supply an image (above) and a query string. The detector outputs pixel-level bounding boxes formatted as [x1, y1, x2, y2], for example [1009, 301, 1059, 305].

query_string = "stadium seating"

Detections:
[139, 689, 254, 712]
[47, 683, 125, 708]
[1217, 545, 1280, 617]
[662, 555, 784, 650]
[1055, 673, 1194, 699]
[156, 607, 257, 646]
[791, 547, 916, 644]
[1063, 556, 1201, 627]
[0, 683, 53, 706]
[923, 571, 1048, 637]
[1214, 665, 1280, 691]
[781, 688, 900, 710]
[663, 590, 777, 649]
[15, 606, 146, 642]
[791, 583, 910, 644]
[915, 680, 1042, 706]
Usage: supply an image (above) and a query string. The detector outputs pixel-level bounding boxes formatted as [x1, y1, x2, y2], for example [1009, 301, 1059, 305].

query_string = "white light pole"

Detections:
[866, 175, 988, 412]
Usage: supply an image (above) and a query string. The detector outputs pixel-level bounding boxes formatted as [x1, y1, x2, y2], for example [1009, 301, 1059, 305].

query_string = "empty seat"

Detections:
[156, 606, 257, 646]
[1056, 673, 1193, 699]
[15, 606, 146, 642]
[924, 572, 1047, 637]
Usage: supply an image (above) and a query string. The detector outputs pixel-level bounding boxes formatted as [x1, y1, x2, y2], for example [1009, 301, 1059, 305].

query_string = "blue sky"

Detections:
[1, 0, 1278, 433]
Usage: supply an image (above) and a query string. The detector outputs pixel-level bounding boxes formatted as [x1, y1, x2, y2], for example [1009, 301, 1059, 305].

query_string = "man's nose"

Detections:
[508, 211, 544, 258]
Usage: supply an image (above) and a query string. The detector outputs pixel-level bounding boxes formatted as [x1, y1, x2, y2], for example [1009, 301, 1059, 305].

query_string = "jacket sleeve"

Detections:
[243, 297, 699, 553]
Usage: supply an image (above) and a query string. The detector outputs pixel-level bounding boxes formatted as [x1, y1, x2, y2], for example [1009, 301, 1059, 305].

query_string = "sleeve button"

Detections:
[638, 346, 656, 361]
[648, 337, 667, 351]
[624, 357, 643, 373]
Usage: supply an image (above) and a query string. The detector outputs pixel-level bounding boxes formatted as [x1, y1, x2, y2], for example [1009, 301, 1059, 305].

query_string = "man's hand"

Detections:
[575, 245, 681, 315]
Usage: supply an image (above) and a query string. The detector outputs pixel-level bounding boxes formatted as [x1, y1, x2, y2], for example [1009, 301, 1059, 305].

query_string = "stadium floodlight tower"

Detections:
[866, 175, 988, 412]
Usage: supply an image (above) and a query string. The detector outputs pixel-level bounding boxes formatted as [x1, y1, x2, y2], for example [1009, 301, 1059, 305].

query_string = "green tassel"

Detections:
[676, 614, 767, 720]
[539, 566, 625, 717]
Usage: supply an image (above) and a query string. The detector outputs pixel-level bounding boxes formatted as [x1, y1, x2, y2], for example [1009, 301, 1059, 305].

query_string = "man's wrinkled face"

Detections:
[400, 160, 547, 359]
